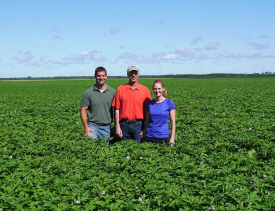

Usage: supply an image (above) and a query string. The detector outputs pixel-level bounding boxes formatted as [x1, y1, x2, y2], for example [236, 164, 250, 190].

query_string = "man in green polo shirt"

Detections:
[80, 66, 116, 139]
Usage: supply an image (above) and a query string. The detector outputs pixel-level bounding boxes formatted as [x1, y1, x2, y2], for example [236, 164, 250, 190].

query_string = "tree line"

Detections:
[1, 72, 275, 81]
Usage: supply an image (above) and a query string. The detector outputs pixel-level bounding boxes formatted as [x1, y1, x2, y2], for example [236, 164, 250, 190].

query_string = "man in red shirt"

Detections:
[112, 65, 151, 143]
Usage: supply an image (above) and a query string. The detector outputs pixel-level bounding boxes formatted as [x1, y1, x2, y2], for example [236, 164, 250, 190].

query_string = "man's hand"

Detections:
[116, 125, 123, 138]
[114, 109, 123, 138]
[81, 106, 93, 136]
[84, 127, 94, 136]
[140, 130, 143, 138]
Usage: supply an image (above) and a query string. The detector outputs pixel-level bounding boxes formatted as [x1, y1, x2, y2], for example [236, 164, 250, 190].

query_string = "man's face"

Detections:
[96, 71, 107, 85]
[128, 70, 139, 83]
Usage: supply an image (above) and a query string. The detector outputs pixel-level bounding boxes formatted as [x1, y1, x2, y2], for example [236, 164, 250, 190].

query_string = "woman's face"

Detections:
[153, 83, 164, 97]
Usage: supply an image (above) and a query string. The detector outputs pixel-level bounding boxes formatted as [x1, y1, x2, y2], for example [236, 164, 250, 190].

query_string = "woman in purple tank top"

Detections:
[143, 80, 176, 144]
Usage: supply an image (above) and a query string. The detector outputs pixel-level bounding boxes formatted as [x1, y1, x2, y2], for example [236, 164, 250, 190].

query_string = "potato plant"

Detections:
[0, 78, 275, 210]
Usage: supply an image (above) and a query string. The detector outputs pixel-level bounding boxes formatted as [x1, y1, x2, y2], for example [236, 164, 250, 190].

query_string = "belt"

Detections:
[95, 123, 110, 126]
[120, 119, 142, 124]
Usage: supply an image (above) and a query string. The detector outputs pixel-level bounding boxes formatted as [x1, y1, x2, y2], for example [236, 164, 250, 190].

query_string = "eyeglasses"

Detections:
[129, 71, 138, 75]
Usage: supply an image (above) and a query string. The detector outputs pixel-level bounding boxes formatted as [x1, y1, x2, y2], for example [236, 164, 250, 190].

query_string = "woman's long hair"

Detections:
[152, 79, 167, 98]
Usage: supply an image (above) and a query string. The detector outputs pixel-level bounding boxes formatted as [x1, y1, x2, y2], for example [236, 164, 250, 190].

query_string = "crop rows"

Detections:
[0, 78, 275, 210]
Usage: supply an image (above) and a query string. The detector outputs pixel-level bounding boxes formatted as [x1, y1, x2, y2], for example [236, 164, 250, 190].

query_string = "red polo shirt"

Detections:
[112, 83, 151, 121]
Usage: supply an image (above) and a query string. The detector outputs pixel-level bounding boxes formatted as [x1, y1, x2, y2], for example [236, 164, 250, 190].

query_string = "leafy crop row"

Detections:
[0, 78, 275, 210]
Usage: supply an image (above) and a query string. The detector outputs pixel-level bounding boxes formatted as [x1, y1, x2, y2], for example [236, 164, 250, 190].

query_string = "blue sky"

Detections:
[1, 0, 274, 78]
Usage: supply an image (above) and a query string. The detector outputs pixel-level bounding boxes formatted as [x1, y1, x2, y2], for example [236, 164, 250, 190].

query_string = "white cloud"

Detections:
[249, 53, 263, 60]
[23, 61, 40, 67]
[54, 60, 72, 66]
[152, 52, 163, 57]
[50, 46, 275, 70]
[116, 52, 163, 64]
[258, 35, 269, 39]
[175, 47, 195, 57]
[194, 54, 217, 60]
[45, 65, 57, 69]
[162, 54, 177, 60]
[64, 51, 106, 63]
[109, 27, 121, 35]
[224, 52, 274, 60]
[150, 47, 217, 62]
[191, 36, 202, 44]
[117, 53, 146, 62]
[240, 36, 251, 40]
[250, 42, 269, 50]
[205, 42, 220, 50]
[52, 35, 63, 40]
[12, 54, 33, 64]
[39, 55, 47, 61]
[51, 27, 62, 32]
[225, 52, 248, 59]
[28, 51, 107, 68]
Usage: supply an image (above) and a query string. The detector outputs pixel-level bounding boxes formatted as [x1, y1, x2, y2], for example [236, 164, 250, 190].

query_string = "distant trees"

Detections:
[262, 71, 274, 75]
[1, 72, 275, 81]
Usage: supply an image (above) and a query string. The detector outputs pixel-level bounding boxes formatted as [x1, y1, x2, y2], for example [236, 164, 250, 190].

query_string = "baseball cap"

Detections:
[127, 65, 140, 75]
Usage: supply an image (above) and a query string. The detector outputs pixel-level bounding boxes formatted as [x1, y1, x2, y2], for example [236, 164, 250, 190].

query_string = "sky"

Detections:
[1, 0, 275, 78]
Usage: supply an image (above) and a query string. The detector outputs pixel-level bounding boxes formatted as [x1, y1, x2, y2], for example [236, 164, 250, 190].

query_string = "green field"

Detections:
[1, 78, 275, 210]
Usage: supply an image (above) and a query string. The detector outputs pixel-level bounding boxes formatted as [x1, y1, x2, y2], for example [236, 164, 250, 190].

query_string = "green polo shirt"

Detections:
[81, 85, 116, 124]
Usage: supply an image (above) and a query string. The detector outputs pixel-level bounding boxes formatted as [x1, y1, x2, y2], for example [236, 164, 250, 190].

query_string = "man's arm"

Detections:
[143, 110, 149, 139]
[110, 106, 116, 137]
[115, 109, 123, 138]
[169, 109, 176, 144]
[141, 90, 151, 138]
[80, 106, 94, 135]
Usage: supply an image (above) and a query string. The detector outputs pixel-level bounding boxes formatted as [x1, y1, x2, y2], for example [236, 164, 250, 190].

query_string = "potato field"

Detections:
[1, 78, 275, 210]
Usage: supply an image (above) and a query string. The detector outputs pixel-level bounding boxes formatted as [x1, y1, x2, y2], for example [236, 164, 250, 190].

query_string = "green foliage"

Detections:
[0, 78, 275, 210]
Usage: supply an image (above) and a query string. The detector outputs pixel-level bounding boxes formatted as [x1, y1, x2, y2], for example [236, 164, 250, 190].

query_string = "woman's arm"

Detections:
[169, 109, 176, 144]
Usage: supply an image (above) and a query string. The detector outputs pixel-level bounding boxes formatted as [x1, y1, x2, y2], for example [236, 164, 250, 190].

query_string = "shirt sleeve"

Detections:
[111, 86, 120, 109]
[81, 90, 91, 107]
[168, 99, 176, 111]
[143, 88, 152, 109]
[145, 100, 151, 111]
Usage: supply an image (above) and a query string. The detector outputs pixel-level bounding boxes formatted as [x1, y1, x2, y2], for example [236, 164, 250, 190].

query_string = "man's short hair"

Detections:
[94, 66, 107, 77]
